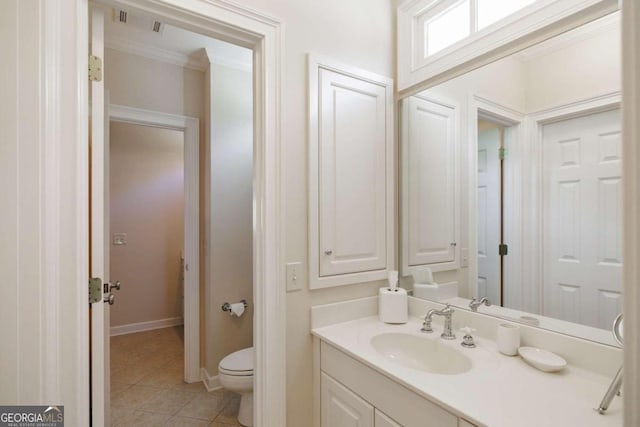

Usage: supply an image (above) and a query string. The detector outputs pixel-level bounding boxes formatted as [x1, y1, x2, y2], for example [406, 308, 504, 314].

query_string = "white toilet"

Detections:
[218, 347, 254, 426]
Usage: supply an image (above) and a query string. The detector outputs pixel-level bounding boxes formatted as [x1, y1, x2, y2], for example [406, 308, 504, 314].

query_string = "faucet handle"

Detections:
[421, 318, 434, 333]
[460, 326, 476, 348]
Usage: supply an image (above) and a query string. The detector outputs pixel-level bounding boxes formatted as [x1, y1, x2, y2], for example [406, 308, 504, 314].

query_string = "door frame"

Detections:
[109, 104, 201, 383]
[526, 91, 621, 318]
[66, 0, 285, 424]
[622, 1, 640, 423]
[467, 95, 524, 306]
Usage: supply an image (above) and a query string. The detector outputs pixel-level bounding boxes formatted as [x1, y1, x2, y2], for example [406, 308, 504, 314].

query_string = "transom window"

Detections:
[424, 0, 537, 56]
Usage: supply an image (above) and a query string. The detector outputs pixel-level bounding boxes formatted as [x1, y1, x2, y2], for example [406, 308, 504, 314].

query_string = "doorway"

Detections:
[85, 0, 285, 425]
[476, 120, 505, 306]
[472, 101, 524, 309]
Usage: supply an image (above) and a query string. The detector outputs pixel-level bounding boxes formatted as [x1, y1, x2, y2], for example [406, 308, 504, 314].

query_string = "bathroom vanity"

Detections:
[311, 297, 622, 427]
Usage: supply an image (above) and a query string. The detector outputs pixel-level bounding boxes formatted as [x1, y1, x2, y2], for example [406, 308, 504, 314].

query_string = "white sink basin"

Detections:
[370, 332, 472, 375]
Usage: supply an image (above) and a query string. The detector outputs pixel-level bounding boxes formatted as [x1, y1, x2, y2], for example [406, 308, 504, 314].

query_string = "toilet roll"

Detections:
[228, 302, 245, 317]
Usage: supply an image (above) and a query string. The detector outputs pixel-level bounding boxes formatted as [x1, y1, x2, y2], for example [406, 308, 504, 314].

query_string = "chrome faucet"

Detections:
[469, 297, 491, 312]
[421, 304, 456, 340]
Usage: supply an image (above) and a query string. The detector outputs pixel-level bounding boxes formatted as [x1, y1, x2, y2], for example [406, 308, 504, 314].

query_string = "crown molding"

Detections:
[203, 47, 252, 72]
[105, 35, 209, 71]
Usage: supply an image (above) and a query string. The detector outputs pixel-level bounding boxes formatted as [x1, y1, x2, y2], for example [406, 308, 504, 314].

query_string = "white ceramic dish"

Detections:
[518, 347, 567, 372]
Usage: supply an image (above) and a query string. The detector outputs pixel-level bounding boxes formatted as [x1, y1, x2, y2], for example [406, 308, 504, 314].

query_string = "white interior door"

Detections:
[90, 8, 110, 427]
[477, 128, 501, 303]
[543, 108, 622, 328]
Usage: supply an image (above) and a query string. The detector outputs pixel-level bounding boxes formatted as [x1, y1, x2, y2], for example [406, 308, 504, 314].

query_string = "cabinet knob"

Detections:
[104, 293, 115, 305]
[324, 250, 333, 255]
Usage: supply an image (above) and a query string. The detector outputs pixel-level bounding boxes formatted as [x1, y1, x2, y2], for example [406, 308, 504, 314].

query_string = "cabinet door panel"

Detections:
[319, 68, 388, 277]
[322, 373, 374, 427]
[406, 96, 456, 267]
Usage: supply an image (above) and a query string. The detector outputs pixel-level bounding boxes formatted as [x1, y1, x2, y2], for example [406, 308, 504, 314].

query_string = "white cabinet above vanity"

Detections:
[400, 95, 459, 274]
[308, 55, 395, 289]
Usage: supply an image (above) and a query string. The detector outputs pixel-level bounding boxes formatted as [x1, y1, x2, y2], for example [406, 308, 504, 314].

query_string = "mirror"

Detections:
[399, 12, 622, 346]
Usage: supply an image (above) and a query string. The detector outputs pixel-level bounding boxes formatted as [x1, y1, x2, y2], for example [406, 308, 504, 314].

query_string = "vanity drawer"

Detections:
[321, 341, 458, 427]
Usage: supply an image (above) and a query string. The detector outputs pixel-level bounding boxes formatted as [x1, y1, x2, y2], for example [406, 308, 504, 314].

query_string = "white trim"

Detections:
[42, 0, 62, 404]
[110, 317, 184, 336]
[307, 54, 395, 289]
[76, 1, 286, 425]
[109, 103, 200, 384]
[398, 0, 619, 96]
[200, 367, 223, 392]
[203, 47, 253, 72]
[90, 9, 108, 426]
[467, 95, 525, 308]
[622, 0, 640, 423]
[75, 1, 90, 424]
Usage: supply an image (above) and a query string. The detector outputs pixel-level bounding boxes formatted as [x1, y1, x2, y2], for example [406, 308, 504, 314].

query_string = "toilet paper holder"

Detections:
[222, 299, 247, 313]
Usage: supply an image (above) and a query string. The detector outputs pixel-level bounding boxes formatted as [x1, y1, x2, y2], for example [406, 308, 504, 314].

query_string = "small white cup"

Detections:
[497, 323, 520, 356]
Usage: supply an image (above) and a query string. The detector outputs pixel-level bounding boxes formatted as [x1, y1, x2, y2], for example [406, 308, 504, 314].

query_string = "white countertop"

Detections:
[312, 316, 623, 427]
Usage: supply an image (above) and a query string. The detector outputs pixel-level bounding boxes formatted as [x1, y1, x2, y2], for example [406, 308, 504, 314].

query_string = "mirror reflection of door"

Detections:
[477, 122, 503, 306]
[543, 108, 622, 328]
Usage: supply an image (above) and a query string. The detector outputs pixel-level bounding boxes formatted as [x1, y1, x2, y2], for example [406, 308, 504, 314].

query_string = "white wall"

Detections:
[524, 23, 620, 112]
[109, 122, 185, 328]
[226, 0, 395, 425]
[204, 62, 254, 375]
[105, 48, 204, 119]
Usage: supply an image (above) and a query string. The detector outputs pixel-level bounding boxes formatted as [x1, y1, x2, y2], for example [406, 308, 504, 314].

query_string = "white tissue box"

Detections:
[413, 282, 458, 301]
[379, 287, 408, 324]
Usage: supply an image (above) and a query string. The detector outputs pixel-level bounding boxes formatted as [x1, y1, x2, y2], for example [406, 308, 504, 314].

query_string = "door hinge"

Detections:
[499, 147, 508, 160]
[498, 243, 508, 256]
[89, 55, 103, 82]
[89, 277, 102, 303]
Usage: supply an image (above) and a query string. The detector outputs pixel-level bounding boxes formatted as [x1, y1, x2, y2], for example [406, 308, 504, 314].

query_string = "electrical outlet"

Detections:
[286, 262, 303, 292]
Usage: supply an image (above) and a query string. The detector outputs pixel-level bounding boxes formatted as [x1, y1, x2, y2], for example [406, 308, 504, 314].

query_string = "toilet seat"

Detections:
[219, 347, 253, 376]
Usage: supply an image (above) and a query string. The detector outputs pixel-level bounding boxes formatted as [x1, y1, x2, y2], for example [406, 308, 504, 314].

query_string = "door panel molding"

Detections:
[526, 91, 621, 320]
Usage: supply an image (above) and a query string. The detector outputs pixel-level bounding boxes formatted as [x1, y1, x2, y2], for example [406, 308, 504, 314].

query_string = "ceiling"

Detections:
[102, 6, 252, 72]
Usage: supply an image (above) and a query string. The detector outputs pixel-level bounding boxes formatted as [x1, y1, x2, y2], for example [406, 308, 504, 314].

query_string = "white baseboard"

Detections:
[110, 316, 184, 336]
[200, 367, 222, 392]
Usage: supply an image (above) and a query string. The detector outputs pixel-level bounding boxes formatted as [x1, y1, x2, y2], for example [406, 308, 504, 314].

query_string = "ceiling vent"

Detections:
[112, 8, 164, 35]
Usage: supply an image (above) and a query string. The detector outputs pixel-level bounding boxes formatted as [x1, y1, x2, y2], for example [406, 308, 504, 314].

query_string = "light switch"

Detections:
[113, 233, 127, 245]
[460, 248, 469, 268]
[286, 262, 303, 292]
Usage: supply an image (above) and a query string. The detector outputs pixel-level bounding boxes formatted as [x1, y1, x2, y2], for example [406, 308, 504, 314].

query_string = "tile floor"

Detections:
[110, 326, 240, 427]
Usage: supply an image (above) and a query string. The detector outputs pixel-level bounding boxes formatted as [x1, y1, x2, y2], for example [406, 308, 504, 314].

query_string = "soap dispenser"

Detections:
[378, 270, 408, 324]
